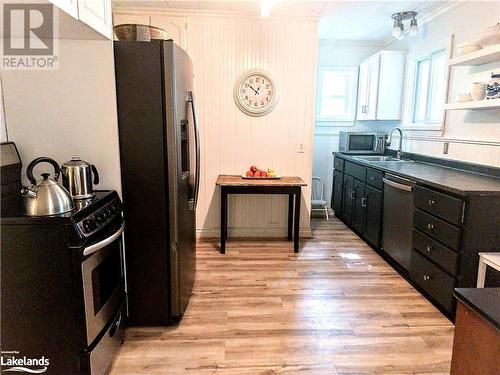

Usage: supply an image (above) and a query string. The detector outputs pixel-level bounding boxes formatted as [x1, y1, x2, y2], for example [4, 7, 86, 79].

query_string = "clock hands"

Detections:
[249, 85, 259, 95]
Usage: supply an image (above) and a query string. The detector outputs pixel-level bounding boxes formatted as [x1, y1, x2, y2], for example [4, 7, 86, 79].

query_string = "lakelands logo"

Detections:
[1, 351, 49, 373]
[2, 2, 59, 70]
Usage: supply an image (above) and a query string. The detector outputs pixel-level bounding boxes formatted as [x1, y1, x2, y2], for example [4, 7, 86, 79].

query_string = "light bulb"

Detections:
[392, 19, 403, 39]
[409, 18, 418, 37]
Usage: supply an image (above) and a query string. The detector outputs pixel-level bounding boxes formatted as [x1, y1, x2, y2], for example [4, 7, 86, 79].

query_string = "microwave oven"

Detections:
[338, 131, 387, 154]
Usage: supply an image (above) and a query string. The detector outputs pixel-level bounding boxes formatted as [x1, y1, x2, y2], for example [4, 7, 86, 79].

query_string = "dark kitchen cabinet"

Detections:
[331, 169, 344, 217]
[335, 156, 383, 249]
[352, 179, 365, 233]
[342, 174, 354, 225]
[333, 153, 500, 321]
[364, 185, 383, 247]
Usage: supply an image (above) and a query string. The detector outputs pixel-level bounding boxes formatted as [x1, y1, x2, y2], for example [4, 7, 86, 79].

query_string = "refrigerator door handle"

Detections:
[187, 90, 200, 211]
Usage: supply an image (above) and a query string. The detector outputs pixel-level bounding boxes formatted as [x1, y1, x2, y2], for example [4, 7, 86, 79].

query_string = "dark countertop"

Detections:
[335, 153, 500, 196]
[454, 288, 500, 330]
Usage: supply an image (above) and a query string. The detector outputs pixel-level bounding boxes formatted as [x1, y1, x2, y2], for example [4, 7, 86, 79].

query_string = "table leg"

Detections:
[477, 257, 487, 287]
[287, 194, 294, 241]
[293, 189, 301, 253]
[220, 189, 227, 254]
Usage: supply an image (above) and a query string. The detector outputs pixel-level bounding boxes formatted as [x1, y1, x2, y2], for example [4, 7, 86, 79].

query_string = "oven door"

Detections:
[81, 223, 125, 346]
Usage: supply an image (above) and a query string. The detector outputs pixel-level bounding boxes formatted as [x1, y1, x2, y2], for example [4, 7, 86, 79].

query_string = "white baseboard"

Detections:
[196, 227, 313, 239]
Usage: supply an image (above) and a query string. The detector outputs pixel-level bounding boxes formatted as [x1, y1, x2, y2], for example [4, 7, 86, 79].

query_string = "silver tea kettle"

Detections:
[61, 156, 99, 199]
[21, 157, 74, 216]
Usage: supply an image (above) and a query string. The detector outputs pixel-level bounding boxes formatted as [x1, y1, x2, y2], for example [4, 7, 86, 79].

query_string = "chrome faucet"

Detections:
[387, 127, 404, 159]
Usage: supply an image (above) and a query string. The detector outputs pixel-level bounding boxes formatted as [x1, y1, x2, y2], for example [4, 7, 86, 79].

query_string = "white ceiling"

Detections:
[319, 1, 448, 40]
[112, 0, 450, 41]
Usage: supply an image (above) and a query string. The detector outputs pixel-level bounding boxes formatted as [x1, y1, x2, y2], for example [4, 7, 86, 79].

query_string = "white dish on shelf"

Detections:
[456, 93, 472, 102]
[478, 23, 500, 47]
[457, 42, 482, 55]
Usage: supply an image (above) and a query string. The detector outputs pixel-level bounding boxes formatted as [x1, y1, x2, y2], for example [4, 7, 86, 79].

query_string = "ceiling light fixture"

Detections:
[391, 11, 418, 39]
[260, 0, 275, 18]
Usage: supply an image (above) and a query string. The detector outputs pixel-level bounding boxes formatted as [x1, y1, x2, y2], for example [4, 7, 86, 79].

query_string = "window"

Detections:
[401, 45, 449, 130]
[412, 50, 447, 124]
[316, 67, 358, 122]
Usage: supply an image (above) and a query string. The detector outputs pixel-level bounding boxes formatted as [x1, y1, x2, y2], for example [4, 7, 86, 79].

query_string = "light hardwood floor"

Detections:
[110, 218, 454, 374]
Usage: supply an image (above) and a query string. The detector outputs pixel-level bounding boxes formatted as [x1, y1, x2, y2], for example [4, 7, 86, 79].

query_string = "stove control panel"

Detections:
[76, 198, 122, 237]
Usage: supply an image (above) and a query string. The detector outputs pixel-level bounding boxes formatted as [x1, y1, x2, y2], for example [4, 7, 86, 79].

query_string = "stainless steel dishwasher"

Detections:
[382, 174, 416, 273]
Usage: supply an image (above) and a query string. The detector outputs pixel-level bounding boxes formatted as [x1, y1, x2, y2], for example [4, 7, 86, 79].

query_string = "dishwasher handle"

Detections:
[383, 177, 414, 192]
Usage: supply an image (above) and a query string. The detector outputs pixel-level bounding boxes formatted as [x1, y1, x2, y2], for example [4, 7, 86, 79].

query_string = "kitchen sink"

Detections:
[353, 156, 408, 162]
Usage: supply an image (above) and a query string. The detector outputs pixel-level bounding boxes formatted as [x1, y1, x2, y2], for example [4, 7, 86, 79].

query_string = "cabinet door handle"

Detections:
[361, 197, 367, 207]
[427, 223, 434, 231]
[428, 200, 435, 206]
[423, 275, 431, 281]
[350, 190, 355, 200]
[426, 245, 432, 253]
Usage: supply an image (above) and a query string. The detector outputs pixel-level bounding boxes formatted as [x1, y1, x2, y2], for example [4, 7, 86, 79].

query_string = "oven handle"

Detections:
[83, 223, 125, 256]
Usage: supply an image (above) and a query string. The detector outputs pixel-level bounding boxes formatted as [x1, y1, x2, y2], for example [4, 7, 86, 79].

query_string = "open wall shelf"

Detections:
[444, 99, 500, 110]
[449, 44, 500, 66]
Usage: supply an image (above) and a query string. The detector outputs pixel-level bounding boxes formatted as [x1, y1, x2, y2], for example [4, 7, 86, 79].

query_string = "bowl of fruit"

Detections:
[243, 166, 280, 179]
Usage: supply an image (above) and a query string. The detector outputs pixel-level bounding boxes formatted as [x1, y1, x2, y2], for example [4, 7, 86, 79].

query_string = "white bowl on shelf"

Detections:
[456, 93, 473, 102]
[457, 42, 482, 55]
[478, 23, 500, 47]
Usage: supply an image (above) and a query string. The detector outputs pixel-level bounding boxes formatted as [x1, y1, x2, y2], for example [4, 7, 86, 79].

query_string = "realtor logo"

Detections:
[1, 351, 50, 373]
[2, 3, 59, 69]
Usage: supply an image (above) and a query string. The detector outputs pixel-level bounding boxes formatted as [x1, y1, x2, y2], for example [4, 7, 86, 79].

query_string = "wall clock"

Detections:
[233, 69, 279, 117]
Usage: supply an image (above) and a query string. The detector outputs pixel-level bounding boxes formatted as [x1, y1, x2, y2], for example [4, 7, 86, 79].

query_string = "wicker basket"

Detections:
[113, 24, 169, 41]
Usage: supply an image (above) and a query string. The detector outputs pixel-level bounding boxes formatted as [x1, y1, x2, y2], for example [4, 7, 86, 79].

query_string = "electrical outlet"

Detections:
[443, 142, 449, 154]
[297, 143, 305, 153]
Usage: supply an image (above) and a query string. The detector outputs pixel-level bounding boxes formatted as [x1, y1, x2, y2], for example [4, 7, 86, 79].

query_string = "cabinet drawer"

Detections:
[414, 186, 465, 226]
[334, 157, 345, 172]
[412, 229, 459, 275]
[344, 161, 366, 182]
[410, 250, 456, 313]
[366, 168, 383, 190]
[414, 209, 462, 251]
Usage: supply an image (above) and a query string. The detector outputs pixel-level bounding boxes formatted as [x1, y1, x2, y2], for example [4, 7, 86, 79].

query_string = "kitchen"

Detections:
[0, 0, 499, 374]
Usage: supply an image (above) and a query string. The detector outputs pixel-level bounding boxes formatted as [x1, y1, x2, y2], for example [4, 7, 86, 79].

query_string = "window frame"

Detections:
[401, 36, 452, 131]
[315, 66, 359, 124]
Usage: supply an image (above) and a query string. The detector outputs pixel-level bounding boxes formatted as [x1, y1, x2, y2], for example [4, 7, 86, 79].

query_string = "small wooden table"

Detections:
[215, 175, 307, 254]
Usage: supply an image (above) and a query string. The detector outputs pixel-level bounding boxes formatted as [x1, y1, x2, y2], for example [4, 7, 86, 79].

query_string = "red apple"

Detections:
[250, 165, 258, 173]
[261, 171, 268, 177]
[255, 170, 262, 177]
[246, 170, 254, 177]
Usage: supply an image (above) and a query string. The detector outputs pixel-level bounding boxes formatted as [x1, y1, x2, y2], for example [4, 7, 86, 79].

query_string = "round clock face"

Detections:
[234, 70, 278, 116]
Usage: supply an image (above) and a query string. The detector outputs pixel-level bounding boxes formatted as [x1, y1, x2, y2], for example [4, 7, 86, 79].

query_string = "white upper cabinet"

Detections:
[356, 50, 405, 121]
[150, 15, 187, 50]
[50, 0, 78, 19]
[49, 0, 112, 39]
[77, 0, 112, 38]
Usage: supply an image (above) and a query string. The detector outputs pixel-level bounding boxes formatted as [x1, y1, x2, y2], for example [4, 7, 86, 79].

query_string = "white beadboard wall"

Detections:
[182, 13, 318, 237]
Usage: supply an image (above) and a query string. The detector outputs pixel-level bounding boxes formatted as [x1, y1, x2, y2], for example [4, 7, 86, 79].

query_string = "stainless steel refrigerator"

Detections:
[114, 40, 200, 325]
